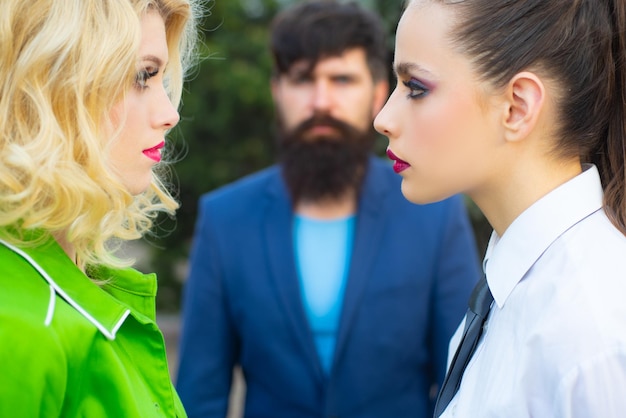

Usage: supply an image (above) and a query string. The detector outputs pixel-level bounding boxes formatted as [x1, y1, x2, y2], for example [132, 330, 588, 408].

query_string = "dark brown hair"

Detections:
[269, 0, 389, 82]
[440, 0, 626, 234]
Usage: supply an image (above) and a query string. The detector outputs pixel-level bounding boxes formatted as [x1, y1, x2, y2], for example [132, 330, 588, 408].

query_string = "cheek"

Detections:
[401, 95, 490, 202]
[106, 100, 139, 161]
[106, 100, 129, 145]
[109, 95, 145, 145]
[408, 97, 474, 163]
[351, 100, 377, 131]
[275, 95, 304, 127]
[109, 99, 126, 128]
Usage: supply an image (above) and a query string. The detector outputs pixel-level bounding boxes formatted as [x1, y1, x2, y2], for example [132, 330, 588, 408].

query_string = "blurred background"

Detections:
[142, 0, 491, 315]
[145, 1, 491, 415]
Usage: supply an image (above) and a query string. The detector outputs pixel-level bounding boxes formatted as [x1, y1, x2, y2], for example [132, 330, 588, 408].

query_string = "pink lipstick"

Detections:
[386, 148, 410, 174]
[143, 141, 165, 162]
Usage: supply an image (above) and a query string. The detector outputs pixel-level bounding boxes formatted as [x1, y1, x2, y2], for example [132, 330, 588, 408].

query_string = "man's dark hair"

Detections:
[269, 0, 389, 81]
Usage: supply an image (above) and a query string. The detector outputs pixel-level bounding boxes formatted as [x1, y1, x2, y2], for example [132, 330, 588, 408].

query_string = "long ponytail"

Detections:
[595, 0, 626, 235]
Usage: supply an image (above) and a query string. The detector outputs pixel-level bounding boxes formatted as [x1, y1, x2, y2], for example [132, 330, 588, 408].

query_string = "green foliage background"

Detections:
[144, 0, 490, 311]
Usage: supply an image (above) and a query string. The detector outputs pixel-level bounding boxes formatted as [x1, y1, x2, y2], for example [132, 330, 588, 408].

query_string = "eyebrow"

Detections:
[140, 54, 165, 67]
[393, 62, 434, 78]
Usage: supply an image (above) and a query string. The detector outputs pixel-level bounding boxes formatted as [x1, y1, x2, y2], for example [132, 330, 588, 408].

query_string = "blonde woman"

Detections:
[0, 0, 202, 416]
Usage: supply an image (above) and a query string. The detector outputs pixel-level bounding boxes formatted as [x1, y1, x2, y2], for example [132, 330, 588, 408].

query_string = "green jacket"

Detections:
[0, 236, 187, 417]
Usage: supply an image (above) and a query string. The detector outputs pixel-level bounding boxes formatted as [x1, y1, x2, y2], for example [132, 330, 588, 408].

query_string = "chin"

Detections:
[401, 181, 452, 205]
[124, 179, 152, 196]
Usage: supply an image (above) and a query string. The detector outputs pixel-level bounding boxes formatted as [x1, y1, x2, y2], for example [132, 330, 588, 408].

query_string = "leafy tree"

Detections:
[146, 0, 279, 310]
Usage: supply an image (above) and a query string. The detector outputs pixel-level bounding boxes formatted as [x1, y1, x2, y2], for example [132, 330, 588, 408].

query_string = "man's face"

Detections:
[272, 48, 387, 140]
[271, 48, 388, 203]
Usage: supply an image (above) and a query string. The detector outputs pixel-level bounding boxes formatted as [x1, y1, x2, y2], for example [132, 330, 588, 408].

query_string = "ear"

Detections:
[502, 71, 545, 142]
[372, 79, 390, 118]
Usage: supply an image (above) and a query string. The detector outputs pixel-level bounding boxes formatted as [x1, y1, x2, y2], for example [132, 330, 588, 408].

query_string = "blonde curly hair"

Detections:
[0, 0, 201, 269]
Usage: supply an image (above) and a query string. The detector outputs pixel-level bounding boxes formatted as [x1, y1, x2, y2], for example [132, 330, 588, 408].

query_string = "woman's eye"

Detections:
[402, 78, 429, 99]
[134, 67, 159, 90]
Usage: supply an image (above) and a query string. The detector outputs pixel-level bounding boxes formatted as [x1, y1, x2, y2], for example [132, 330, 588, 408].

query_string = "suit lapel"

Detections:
[332, 158, 389, 371]
[262, 169, 326, 382]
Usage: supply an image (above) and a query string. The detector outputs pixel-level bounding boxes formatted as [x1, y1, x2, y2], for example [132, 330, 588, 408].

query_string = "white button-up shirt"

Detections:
[441, 165, 626, 417]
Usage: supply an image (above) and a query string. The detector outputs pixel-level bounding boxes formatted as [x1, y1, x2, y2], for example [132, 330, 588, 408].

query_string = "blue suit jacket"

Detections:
[177, 156, 480, 418]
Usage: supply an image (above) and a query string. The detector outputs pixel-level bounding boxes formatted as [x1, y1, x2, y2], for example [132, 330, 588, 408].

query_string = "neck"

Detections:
[471, 157, 582, 237]
[294, 190, 357, 220]
[53, 231, 78, 266]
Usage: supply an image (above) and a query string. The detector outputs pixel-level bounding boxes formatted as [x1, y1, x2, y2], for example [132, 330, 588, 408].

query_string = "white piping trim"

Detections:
[0, 239, 130, 340]
[45, 285, 56, 326]
[113, 310, 131, 335]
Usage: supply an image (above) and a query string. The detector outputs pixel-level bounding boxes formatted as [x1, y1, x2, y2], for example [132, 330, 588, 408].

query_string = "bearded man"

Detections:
[176, 2, 480, 417]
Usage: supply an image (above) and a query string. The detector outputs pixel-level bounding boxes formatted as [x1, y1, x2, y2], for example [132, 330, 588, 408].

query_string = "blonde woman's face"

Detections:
[108, 11, 179, 195]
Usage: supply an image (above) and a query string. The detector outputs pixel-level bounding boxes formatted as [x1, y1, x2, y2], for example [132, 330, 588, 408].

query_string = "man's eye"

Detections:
[332, 75, 354, 85]
[290, 74, 312, 84]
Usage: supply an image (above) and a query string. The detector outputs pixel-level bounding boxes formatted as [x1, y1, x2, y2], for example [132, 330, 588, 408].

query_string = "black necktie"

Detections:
[433, 276, 494, 417]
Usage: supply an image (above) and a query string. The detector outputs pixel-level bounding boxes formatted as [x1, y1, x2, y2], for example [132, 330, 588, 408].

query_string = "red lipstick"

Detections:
[143, 141, 165, 162]
[386, 148, 410, 174]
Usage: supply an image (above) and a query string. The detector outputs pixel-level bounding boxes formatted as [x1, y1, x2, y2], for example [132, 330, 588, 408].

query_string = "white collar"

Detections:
[484, 164, 603, 308]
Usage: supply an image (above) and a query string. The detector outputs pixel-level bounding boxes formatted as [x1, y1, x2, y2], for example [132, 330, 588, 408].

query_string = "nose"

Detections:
[311, 79, 333, 112]
[374, 97, 394, 138]
[154, 87, 180, 130]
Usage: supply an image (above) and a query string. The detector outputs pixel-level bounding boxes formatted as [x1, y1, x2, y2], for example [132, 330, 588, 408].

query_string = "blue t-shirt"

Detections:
[294, 215, 356, 374]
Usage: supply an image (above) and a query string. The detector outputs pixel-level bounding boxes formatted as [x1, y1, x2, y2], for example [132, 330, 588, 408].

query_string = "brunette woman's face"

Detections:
[108, 11, 179, 195]
[374, 1, 504, 204]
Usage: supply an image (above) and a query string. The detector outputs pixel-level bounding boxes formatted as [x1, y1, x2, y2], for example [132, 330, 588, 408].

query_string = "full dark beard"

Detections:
[277, 114, 375, 204]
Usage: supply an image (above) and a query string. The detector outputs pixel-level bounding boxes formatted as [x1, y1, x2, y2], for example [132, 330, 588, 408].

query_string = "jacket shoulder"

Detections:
[0, 245, 99, 347]
[0, 245, 52, 324]
[196, 165, 284, 218]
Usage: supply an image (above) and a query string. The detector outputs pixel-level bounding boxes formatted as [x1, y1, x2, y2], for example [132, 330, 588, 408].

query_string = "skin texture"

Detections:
[108, 11, 180, 195]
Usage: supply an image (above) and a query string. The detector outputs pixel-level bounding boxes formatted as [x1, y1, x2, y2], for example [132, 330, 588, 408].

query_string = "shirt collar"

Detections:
[484, 164, 603, 308]
[0, 235, 132, 340]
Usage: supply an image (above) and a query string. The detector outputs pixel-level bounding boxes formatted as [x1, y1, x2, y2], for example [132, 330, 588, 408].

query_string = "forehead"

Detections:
[287, 48, 371, 76]
[394, 2, 455, 67]
[398, 0, 452, 38]
[394, 4, 494, 104]
[139, 11, 168, 61]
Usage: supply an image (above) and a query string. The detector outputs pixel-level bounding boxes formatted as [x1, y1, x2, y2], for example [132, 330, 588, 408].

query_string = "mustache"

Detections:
[288, 113, 360, 140]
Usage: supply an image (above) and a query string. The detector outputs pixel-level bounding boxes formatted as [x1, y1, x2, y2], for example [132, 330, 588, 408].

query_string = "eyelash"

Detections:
[134, 67, 159, 90]
[402, 79, 429, 99]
